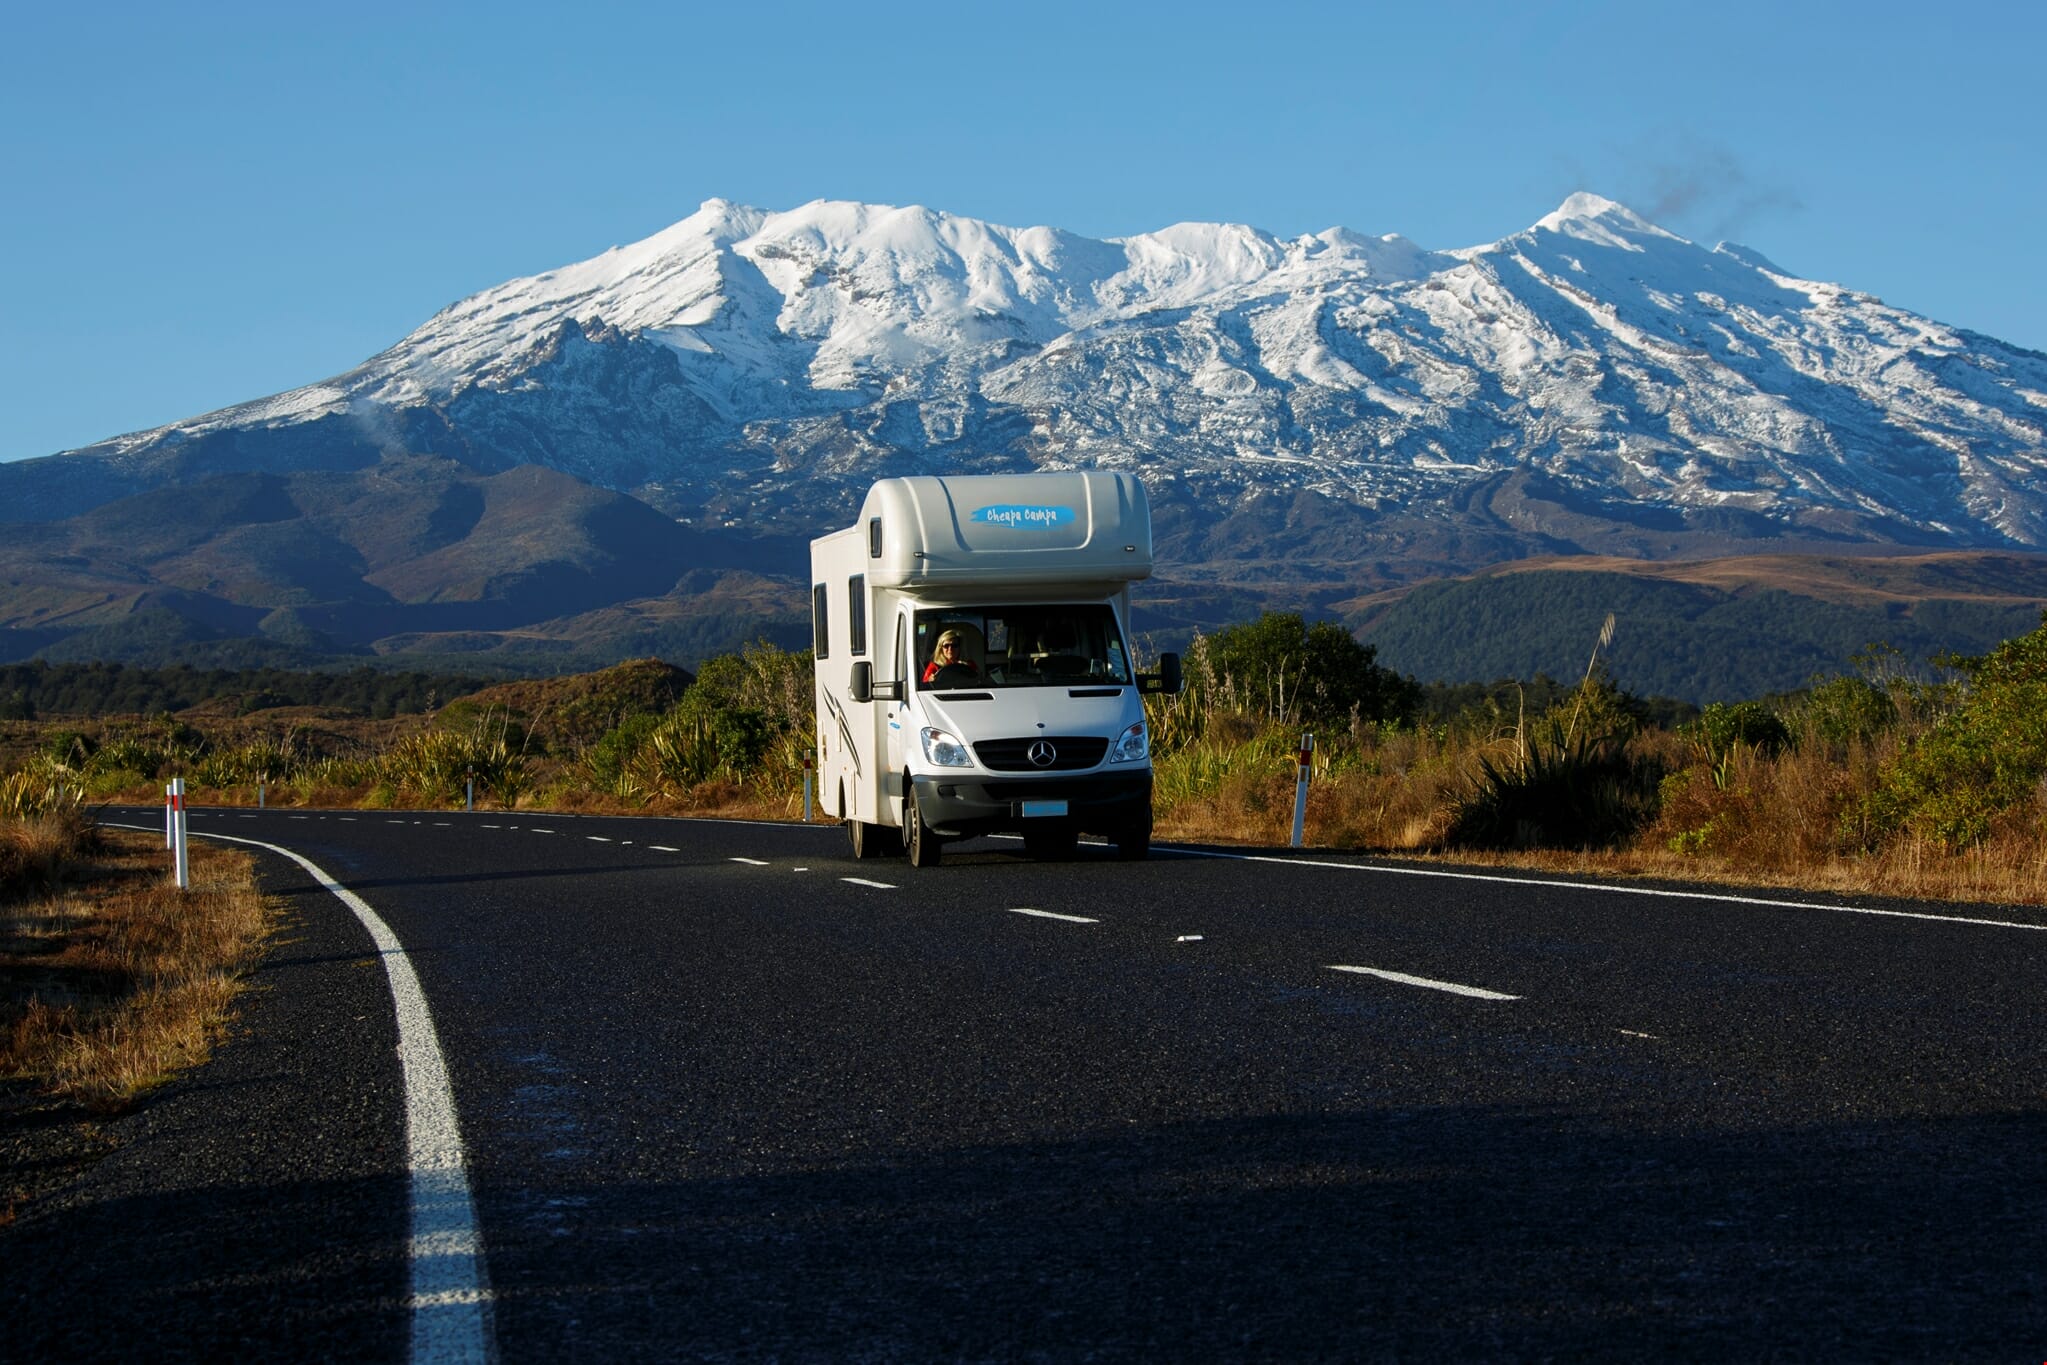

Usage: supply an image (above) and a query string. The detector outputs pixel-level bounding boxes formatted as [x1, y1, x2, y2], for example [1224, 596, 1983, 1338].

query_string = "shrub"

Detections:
[1546, 672, 1642, 745]
[1856, 614, 2047, 851]
[1191, 612, 1420, 730]
[1798, 674, 1898, 748]
[584, 713, 661, 796]
[1447, 719, 1662, 850]
[0, 756, 86, 820]
[378, 708, 530, 807]
[634, 699, 773, 796]
[1686, 701, 1792, 788]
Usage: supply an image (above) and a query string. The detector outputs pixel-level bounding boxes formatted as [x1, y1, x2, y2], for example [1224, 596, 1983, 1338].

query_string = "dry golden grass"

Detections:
[1, 829, 271, 1112]
[1170, 719, 2047, 908]
[0, 811, 99, 899]
[17, 678, 2047, 911]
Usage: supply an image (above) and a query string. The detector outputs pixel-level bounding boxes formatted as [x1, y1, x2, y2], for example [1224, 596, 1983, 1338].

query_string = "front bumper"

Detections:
[911, 769, 1152, 838]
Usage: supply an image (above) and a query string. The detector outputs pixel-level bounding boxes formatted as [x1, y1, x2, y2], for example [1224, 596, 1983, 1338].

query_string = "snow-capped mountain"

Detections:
[12, 193, 2047, 582]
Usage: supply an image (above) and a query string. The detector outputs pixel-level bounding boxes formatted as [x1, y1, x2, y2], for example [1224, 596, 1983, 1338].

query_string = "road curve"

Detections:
[7, 805, 2043, 1362]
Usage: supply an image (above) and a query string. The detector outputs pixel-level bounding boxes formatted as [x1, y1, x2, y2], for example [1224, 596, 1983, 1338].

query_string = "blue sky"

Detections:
[4, 0, 2043, 462]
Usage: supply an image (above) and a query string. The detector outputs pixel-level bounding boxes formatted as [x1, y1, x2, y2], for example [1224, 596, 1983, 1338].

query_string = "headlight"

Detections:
[920, 727, 973, 767]
[1110, 720, 1149, 763]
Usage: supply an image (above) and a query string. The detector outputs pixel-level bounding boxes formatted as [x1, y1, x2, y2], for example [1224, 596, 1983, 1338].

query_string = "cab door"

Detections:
[884, 611, 910, 825]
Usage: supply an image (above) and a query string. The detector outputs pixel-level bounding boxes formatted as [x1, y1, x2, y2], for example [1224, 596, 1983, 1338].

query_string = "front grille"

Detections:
[979, 773, 1150, 801]
[974, 735, 1110, 772]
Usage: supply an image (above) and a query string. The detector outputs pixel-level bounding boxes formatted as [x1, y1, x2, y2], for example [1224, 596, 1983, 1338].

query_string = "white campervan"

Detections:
[810, 471, 1182, 866]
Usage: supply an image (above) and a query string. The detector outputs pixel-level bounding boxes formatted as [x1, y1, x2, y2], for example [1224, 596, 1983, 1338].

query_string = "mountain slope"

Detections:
[0, 455, 805, 669]
[4, 194, 2041, 588]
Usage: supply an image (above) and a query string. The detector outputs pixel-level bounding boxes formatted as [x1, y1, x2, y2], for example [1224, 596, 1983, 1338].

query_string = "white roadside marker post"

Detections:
[258, 774, 266, 809]
[171, 777, 190, 889]
[1290, 732, 1314, 849]
[803, 753, 814, 822]
[465, 767, 475, 813]
[165, 782, 175, 850]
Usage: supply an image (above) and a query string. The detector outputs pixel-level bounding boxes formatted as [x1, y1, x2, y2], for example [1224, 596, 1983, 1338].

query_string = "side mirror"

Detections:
[849, 661, 873, 703]
[1158, 652, 1184, 695]
[1139, 652, 1184, 695]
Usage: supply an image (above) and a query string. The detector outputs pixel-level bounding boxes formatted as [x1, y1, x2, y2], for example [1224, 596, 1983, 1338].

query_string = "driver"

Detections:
[922, 628, 979, 682]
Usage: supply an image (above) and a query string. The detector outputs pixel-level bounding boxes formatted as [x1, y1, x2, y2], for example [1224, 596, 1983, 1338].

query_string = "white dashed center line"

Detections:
[649, 846, 679, 853]
[842, 877, 896, 889]
[1328, 965, 1520, 1001]
[1006, 907, 1099, 924]
[588, 836, 612, 843]
[730, 857, 769, 866]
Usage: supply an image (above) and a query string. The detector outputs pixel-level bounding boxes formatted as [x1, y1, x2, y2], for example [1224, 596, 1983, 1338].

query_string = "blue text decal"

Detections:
[971, 504, 1075, 530]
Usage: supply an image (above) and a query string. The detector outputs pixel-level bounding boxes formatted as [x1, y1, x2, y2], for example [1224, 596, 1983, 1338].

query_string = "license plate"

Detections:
[1019, 799, 1068, 818]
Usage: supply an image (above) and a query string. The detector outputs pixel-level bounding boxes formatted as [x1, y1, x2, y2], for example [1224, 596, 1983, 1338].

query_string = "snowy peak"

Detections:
[17, 193, 2047, 570]
[1529, 192, 1681, 251]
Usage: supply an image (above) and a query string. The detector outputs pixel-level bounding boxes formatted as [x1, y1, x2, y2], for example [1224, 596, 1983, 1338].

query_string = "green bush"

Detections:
[584, 713, 661, 795]
[1191, 611, 1420, 730]
[1857, 614, 2047, 850]
[1798, 675, 1897, 747]
[1685, 701, 1791, 787]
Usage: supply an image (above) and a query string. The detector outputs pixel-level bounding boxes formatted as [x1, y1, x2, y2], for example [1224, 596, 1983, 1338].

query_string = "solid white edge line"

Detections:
[1173, 848, 2047, 933]
[1006, 907, 1099, 924]
[108, 823, 495, 1365]
[1328, 964, 1521, 1001]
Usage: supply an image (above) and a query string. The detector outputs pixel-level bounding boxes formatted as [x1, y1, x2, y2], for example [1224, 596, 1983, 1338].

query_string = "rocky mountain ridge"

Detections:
[8, 193, 2043, 586]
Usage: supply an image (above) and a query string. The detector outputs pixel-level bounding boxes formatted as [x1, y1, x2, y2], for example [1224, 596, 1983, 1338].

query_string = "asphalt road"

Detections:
[7, 806, 2044, 1362]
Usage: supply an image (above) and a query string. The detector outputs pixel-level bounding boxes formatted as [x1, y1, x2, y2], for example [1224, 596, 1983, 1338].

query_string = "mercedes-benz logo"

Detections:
[1027, 740, 1058, 767]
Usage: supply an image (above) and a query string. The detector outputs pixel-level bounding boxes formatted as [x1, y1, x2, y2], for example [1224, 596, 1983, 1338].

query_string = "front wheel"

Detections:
[905, 784, 942, 867]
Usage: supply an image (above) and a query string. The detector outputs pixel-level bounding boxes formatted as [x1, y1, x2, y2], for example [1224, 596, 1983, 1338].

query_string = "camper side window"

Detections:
[848, 576, 866, 656]
[812, 584, 829, 659]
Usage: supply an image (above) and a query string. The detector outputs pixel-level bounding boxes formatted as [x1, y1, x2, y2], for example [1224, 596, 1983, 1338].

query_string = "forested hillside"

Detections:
[0, 662, 497, 719]
[1357, 569, 2046, 701]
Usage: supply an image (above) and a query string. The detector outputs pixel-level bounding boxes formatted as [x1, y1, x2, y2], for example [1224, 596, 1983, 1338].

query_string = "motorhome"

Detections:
[810, 471, 1181, 866]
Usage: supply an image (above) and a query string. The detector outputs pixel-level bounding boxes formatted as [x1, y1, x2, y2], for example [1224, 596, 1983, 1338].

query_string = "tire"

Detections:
[905, 783, 942, 867]
[1113, 817, 1151, 862]
[1023, 826, 1078, 861]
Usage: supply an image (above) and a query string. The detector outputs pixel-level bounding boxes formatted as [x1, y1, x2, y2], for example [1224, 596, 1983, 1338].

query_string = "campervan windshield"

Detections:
[914, 605, 1130, 689]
